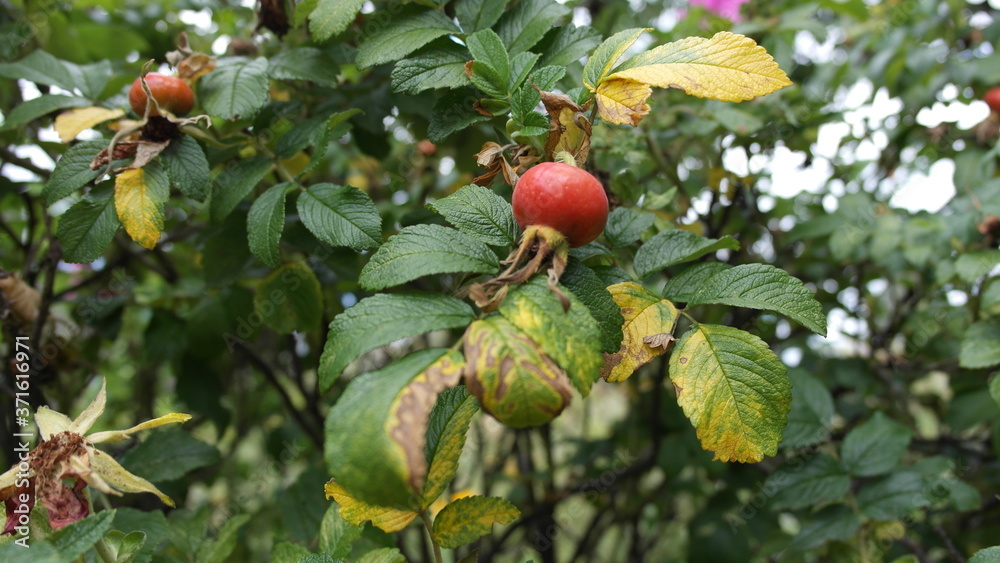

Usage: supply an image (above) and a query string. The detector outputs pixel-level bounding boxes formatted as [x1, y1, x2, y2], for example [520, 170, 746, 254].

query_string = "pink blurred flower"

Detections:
[690, 0, 749, 22]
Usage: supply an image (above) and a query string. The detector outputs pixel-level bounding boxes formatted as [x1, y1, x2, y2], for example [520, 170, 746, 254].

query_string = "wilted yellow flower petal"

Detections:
[88, 448, 174, 506]
[88, 413, 193, 444]
[68, 379, 107, 436]
[35, 407, 73, 440]
[54, 107, 125, 143]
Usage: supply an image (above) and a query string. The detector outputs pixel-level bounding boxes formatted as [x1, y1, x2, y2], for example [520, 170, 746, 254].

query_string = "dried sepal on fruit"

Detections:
[0, 271, 41, 324]
[469, 224, 571, 313]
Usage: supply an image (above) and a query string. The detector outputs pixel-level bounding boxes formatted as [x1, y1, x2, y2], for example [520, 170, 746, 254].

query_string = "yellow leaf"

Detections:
[669, 324, 790, 463]
[602, 282, 678, 382]
[608, 31, 792, 102]
[324, 480, 418, 533]
[595, 78, 652, 126]
[54, 107, 125, 143]
[114, 168, 167, 249]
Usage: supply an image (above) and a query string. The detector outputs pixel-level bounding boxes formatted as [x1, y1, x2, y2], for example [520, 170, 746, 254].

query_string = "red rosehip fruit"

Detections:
[985, 87, 1000, 114]
[129, 73, 194, 117]
[512, 162, 609, 248]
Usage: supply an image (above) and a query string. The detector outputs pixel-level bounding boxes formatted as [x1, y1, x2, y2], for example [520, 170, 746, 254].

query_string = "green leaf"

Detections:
[0, 540, 61, 563]
[494, 0, 570, 55]
[990, 374, 1000, 409]
[499, 275, 604, 396]
[841, 411, 912, 477]
[466, 29, 511, 98]
[429, 184, 518, 246]
[669, 324, 790, 463]
[359, 224, 499, 291]
[428, 87, 492, 142]
[970, 546, 1000, 563]
[661, 262, 731, 303]
[209, 156, 273, 222]
[536, 25, 603, 68]
[272, 542, 312, 563]
[560, 259, 624, 354]
[356, 548, 407, 563]
[308, 0, 365, 41]
[202, 210, 254, 287]
[113, 508, 169, 563]
[510, 66, 565, 122]
[119, 427, 220, 482]
[326, 349, 464, 507]
[956, 250, 1000, 283]
[50, 510, 116, 561]
[857, 471, 931, 521]
[57, 184, 120, 264]
[44, 140, 106, 204]
[1, 94, 91, 131]
[455, 0, 504, 33]
[782, 370, 834, 448]
[198, 57, 270, 120]
[102, 530, 146, 563]
[276, 115, 328, 159]
[391, 41, 470, 94]
[960, 320, 1000, 369]
[355, 7, 461, 69]
[297, 183, 383, 250]
[0, 50, 77, 91]
[583, 28, 648, 91]
[161, 134, 211, 201]
[509, 52, 541, 93]
[318, 291, 474, 389]
[790, 504, 861, 551]
[318, 503, 362, 559]
[767, 454, 851, 510]
[196, 514, 250, 563]
[72, 60, 113, 100]
[687, 264, 827, 335]
[247, 183, 290, 269]
[431, 496, 519, 549]
[633, 229, 739, 278]
[253, 261, 324, 334]
[709, 103, 765, 134]
[421, 387, 479, 507]
[268, 47, 340, 85]
[604, 207, 654, 248]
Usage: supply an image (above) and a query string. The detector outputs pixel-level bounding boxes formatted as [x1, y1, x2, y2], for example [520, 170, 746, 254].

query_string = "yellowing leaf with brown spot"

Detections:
[669, 324, 791, 463]
[608, 31, 792, 103]
[595, 78, 652, 126]
[114, 167, 168, 249]
[54, 107, 125, 143]
[325, 480, 417, 533]
[602, 282, 678, 382]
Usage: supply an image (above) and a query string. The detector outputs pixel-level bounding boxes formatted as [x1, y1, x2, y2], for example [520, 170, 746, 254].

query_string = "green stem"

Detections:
[420, 510, 444, 563]
[553, 151, 577, 166]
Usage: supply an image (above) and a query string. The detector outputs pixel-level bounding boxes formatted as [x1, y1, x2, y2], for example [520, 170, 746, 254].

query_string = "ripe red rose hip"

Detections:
[985, 87, 1000, 114]
[512, 162, 609, 247]
[129, 73, 194, 117]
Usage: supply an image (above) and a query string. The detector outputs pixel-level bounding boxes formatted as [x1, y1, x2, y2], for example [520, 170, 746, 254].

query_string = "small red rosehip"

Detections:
[129, 73, 194, 117]
[511, 162, 609, 248]
[985, 87, 1000, 114]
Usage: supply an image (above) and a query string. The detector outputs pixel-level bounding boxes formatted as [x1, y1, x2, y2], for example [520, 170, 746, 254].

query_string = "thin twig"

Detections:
[232, 339, 323, 448]
[0, 145, 51, 179]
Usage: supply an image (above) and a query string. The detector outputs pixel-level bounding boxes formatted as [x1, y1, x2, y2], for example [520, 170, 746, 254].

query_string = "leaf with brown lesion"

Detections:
[383, 350, 465, 494]
[601, 282, 679, 382]
[594, 78, 652, 126]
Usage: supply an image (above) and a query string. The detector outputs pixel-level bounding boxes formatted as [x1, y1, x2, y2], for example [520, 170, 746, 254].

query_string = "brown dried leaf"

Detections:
[539, 89, 592, 166]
